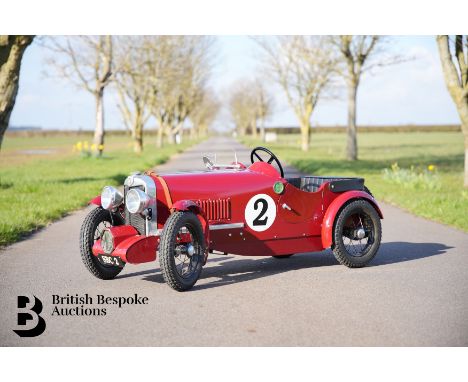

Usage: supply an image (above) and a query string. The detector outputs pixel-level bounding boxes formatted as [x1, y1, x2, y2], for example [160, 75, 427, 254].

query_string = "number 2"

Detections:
[253, 198, 268, 226]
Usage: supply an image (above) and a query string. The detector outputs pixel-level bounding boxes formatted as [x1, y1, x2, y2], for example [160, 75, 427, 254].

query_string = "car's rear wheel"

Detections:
[332, 199, 381, 268]
[159, 211, 205, 292]
[79, 207, 125, 280]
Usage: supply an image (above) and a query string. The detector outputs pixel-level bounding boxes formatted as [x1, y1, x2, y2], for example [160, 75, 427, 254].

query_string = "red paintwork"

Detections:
[92, 225, 157, 264]
[91, 158, 383, 263]
[249, 161, 281, 178]
[171, 199, 201, 213]
[114, 235, 158, 264]
[90, 195, 101, 206]
[321, 191, 383, 249]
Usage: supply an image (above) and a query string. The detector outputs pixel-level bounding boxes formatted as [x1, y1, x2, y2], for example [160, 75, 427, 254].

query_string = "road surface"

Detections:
[1, 136, 467, 346]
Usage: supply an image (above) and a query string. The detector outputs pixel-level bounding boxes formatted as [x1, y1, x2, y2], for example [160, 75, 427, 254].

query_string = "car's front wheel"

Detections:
[332, 199, 382, 268]
[159, 211, 205, 291]
[79, 207, 124, 280]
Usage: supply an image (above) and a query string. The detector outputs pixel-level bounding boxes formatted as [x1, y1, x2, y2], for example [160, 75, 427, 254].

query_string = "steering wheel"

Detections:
[250, 147, 284, 178]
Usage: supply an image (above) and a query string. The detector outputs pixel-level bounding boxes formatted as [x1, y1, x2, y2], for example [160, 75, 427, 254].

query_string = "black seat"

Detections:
[286, 176, 363, 193]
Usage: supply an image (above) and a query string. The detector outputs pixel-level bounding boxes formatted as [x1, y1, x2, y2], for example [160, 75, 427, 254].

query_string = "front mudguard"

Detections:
[171, 199, 210, 264]
[92, 225, 158, 264]
[321, 191, 383, 249]
[90, 195, 101, 206]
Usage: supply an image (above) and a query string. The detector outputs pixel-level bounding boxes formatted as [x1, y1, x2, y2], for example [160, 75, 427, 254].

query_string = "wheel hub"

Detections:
[355, 228, 366, 239]
[186, 244, 195, 256]
[175, 243, 195, 257]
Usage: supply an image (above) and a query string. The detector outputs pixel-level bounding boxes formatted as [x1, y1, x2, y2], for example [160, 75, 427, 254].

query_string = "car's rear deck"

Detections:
[286, 176, 365, 193]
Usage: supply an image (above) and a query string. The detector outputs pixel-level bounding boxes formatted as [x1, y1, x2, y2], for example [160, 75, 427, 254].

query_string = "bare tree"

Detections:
[437, 35, 468, 187]
[0, 35, 34, 150]
[229, 78, 273, 139]
[331, 36, 402, 161]
[256, 36, 336, 151]
[114, 36, 151, 153]
[46, 36, 113, 156]
[190, 90, 220, 138]
[148, 36, 215, 147]
[228, 81, 257, 137]
[252, 78, 274, 141]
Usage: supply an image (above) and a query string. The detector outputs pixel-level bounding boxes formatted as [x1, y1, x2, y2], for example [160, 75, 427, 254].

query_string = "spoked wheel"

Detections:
[159, 211, 205, 291]
[332, 200, 381, 268]
[79, 207, 125, 280]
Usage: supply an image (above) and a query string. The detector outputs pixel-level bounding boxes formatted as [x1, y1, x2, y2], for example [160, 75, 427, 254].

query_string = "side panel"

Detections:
[321, 190, 383, 249]
[210, 228, 323, 256]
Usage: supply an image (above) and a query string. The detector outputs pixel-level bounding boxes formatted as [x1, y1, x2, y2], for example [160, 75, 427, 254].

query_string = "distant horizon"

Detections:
[7, 122, 462, 132]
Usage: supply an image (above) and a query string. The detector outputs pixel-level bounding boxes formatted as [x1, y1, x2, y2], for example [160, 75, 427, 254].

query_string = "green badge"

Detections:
[273, 181, 285, 194]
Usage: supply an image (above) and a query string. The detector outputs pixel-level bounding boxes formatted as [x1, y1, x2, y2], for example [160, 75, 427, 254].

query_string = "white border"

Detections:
[0, 0, 466, 34]
[1, 347, 468, 382]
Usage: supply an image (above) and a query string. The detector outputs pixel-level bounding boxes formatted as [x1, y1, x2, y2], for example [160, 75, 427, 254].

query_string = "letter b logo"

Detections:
[13, 295, 46, 337]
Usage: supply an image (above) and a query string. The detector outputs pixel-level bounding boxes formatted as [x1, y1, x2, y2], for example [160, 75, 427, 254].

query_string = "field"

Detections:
[0, 134, 198, 247]
[242, 131, 468, 232]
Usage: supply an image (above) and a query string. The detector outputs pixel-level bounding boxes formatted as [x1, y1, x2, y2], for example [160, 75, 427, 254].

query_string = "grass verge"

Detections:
[241, 131, 467, 232]
[0, 135, 200, 247]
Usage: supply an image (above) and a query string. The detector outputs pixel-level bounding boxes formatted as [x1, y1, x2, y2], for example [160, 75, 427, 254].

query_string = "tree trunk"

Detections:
[460, 109, 468, 187]
[190, 125, 197, 140]
[300, 119, 310, 151]
[346, 78, 358, 161]
[436, 35, 468, 187]
[251, 118, 257, 138]
[93, 87, 105, 156]
[156, 124, 164, 148]
[465, 133, 468, 188]
[167, 130, 175, 144]
[260, 118, 265, 142]
[0, 35, 34, 150]
[454, 92, 468, 187]
[133, 112, 143, 154]
[134, 127, 143, 153]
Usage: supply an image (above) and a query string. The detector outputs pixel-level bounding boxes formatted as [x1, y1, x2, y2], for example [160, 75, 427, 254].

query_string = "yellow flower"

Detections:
[76, 141, 83, 151]
[91, 143, 97, 151]
[83, 141, 89, 150]
[98, 144, 104, 151]
[428, 164, 435, 172]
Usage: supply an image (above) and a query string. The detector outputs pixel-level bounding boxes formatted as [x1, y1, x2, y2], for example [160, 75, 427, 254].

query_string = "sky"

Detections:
[9, 35, 460, 131]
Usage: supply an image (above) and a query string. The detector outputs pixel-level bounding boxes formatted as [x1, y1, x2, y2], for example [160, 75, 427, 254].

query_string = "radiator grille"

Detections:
[196, 198, 231, 222]
[124, 185, 146, 234]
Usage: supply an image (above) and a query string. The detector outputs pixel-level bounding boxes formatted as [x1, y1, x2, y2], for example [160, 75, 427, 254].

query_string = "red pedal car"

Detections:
[80, 147, 383, 291]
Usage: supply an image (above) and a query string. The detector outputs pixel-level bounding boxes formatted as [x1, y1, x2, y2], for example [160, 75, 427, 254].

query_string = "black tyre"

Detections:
[272, 254, 294, 259]
[159, 211, 205, 291]
[332, 199, 381, 268]
[79, 207, 124, 280]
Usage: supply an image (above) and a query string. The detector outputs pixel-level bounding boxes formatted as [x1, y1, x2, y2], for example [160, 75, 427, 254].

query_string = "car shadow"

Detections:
[370, 241, 452, 266]
[121, 241, 452, 290]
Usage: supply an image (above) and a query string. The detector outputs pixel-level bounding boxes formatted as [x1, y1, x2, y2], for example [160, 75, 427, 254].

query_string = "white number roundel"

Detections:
[244, 194, 276, 232]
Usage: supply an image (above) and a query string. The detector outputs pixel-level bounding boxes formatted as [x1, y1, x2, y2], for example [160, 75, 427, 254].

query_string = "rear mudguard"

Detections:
[321, 191, 383, 249]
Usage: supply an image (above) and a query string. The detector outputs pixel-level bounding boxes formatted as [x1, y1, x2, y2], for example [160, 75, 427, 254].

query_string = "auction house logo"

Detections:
[13, 295, 46, 337]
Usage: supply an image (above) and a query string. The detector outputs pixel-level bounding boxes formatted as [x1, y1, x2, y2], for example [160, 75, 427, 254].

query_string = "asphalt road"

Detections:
[1, 136, 467, 346]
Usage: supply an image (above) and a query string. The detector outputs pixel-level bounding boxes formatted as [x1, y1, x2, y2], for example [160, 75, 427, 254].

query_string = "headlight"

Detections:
[126, 188, 150, 214]
[101, 186, 123, 210]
